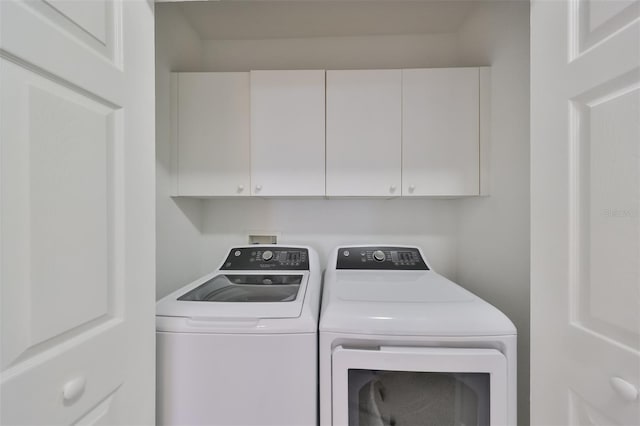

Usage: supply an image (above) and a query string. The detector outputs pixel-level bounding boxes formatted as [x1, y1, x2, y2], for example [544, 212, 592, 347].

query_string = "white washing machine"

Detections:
[319, 245, 517, 426]
[157, 245, 322, 426]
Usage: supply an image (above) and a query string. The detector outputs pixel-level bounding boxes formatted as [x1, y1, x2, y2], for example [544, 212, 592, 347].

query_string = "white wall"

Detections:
[201, 33, 459, 71]
[199, 198, 459, 278]
[456, 2, 530, 425]
[155, 6, 206, 298]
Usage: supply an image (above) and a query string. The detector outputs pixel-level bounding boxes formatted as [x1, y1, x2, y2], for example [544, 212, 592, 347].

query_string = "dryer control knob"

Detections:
[373, 250, 386, 262]
[262, 250, 274, 261]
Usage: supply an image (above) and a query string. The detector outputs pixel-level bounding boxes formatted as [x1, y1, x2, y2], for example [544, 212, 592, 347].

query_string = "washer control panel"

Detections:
[221, 247, 309, 270]
[336, 246, 428, 270]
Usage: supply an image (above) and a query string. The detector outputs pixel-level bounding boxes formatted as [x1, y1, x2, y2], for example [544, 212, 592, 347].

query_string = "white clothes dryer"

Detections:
[157, 245, 321, 426]
[319, 245, 517, 426]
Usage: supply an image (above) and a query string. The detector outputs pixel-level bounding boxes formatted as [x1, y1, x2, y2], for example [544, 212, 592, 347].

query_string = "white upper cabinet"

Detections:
[402, 67, 482, 196]
[250, 70, 326, 196]
[173, 67, 488, 198]
[326, 70, 402, 197]
[175, 72, 250, 196]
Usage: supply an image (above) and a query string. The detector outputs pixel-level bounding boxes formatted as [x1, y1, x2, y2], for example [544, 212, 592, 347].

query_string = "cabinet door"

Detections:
[402, 68, 480, 196]
[177, 72, 250, 196]
[326, 70, 402, 196]
[250, 70, 325, 196]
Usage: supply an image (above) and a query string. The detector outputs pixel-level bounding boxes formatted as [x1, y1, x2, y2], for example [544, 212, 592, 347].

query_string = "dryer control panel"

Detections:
[336, 246, 429, 270]
[221, 247, 309, 270]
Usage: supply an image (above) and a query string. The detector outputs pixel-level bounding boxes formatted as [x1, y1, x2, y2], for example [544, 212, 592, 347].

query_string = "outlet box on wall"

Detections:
[248, 232, 280, 244]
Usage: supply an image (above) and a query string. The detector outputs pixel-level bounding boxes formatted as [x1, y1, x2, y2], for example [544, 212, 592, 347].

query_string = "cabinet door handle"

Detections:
[390, 185, 397, 193]
[408, 185, 416, 193]
[610, 377, 638, 402]
[237, 184, 245, 193]
[255, 185, 262, 192]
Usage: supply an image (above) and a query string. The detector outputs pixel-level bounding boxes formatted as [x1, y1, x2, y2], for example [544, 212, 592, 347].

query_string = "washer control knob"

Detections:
[373, 250, 386, 262]
[262, 250, 274, 261]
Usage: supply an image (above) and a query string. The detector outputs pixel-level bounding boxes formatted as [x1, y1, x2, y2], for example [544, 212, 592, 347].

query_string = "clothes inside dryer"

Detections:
[178, 274, 303, 302]
[348, 370, 490, 426]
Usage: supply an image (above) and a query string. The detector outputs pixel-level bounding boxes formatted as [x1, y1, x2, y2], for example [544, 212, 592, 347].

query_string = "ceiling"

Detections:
[173, 1, 480, 40]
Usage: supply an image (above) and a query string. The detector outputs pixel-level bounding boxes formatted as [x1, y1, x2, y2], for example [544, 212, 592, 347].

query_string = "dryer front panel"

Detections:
[331, 346, 507, 426]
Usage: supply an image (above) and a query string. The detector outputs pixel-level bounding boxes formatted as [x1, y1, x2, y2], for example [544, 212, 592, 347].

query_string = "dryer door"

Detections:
[331, 346, 508, 426]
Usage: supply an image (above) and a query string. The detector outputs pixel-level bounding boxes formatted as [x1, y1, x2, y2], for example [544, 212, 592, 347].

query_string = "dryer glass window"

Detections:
[178, 274, 303, 302]
[348, 370, 490, 426]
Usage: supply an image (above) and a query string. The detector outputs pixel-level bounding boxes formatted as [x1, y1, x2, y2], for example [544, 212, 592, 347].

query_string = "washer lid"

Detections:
[320, 270, 516, 336]
[156, 271, 309, 320]
[178, 274, 302, 303]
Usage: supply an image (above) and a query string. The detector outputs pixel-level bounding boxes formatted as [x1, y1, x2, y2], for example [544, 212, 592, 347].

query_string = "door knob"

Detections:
[389, 185, 397, 193]
[408, 185, 416, 193]
[237, 184, 244, 193]
[255, 185, 262, 192]
[62, 376, 86, 404]
[610, 376, 638, 402]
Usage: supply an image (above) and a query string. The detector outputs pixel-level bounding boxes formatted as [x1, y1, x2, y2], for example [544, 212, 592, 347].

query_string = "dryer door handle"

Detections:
[334, 345, 508, 374]
[379, 346, 503, 357]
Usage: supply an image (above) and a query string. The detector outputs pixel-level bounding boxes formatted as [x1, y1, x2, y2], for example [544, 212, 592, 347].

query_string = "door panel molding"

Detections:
[1, 322, 126, 424]
[1, 59, 126, 369]
[25, 0, 122, 63]
[569, 389, 621, 425]
[570, 0, 640, 59]
[0, 0, 124, 104]
[568, 70, 640, 352]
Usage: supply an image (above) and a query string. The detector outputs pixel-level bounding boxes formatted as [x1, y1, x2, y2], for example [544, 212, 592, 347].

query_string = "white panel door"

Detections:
[0, 0, 155, 424]
[326, 70, 402, 197]
[250, 70, 325, 196]
[176, 72, 250, 197]
[402, 68, 480, 196]
[531, 0, 640, 425]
